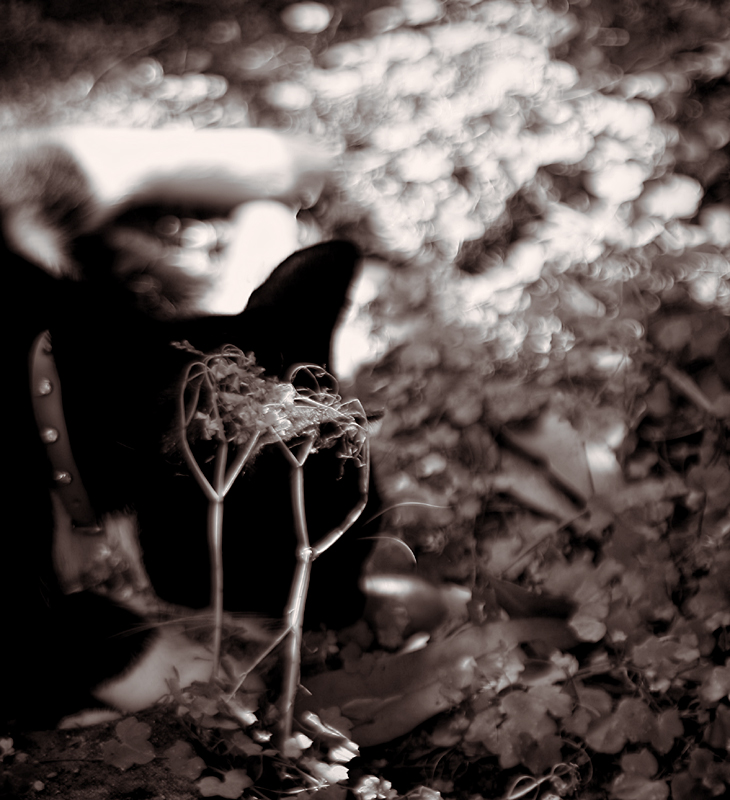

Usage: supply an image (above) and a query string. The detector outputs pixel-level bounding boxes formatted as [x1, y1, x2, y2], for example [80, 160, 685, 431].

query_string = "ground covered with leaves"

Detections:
[1, 0, 729, 798]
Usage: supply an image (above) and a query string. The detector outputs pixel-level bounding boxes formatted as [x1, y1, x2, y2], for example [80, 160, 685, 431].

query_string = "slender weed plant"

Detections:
[175, 343, 369, 743]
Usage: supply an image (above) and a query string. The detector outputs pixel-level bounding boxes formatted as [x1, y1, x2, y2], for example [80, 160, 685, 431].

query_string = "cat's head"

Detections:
[42, 238, 374, 627]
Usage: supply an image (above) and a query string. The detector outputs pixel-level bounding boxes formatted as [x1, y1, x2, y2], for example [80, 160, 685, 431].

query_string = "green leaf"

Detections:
[630, 635, 701, 692]
[520, 733, 563, 775]
[616, 698, 658, 744]
[609, 773, 669, 800]
[703, 704, 730, 750]
[651, 708, 684, 754]
[472, 690, 565, 773]
[585, 698, 655, 754]
[307, 785, 349, 800]
[164, 740, 205, 780]
[699, 663, 730, 705]
[525, 685, 573, 719]
[100, 717, 155, 770]
[197, 769, 252, 798]
[228, 731, 263, 757]
[563, 685, 611, 738]
[318, 706, 355, 738]
[620, 749, 658, 777]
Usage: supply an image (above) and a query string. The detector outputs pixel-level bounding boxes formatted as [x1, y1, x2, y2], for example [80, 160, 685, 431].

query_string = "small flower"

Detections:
[179, 346, 369, 473]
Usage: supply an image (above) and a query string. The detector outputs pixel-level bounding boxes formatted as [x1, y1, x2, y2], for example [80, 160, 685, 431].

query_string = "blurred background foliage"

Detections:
[1, 1, 729, 796]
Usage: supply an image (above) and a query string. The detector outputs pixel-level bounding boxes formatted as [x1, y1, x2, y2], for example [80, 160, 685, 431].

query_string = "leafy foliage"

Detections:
[609, 749, 668, 800]
[163, 739, 206, 780]
[197, 769, 252, 798]
[178, 344, 367, 462]
[100, 717, 155, 771]
[2, 0, 730, 797]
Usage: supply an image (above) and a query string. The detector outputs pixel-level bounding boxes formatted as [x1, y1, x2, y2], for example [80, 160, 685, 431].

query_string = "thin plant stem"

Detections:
[224, 623, 293, 701]
[312, 437, 370, 556]
[177, 357, 264, 680]
[277, 435, 315, 745]
[209, 437, 228, 678]
[178, 362, 218, 503]
[176, 353, 372, 733]
[223, 430, 262, 496]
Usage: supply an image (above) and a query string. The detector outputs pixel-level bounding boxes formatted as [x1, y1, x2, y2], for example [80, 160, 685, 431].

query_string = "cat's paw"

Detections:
[92, 626, 213, 713]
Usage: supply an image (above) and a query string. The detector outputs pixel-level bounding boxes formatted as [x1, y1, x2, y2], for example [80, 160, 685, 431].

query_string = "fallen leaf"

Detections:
[300, 618, 576, 746]
[493, 450, 584, 525]
[502, 408, 593, 501]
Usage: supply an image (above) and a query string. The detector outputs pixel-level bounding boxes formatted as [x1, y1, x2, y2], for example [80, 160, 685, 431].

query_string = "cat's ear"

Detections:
[237, 241, 361, 377]
[0, 138, 97, 278]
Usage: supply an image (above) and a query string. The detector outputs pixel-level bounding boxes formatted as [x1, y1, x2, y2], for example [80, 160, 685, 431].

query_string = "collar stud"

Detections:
[53, 470, 73, 485]
[41, 426, 59, 444]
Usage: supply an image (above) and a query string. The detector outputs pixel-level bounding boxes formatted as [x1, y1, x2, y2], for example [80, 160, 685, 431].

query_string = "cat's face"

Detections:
[43, 239, 374, 629]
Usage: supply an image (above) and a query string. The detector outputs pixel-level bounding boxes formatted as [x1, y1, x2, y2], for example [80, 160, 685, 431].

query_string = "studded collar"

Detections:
[31, 331, 103, 535]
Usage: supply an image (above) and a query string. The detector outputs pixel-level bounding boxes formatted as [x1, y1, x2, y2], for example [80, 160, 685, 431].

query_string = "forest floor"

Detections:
[1, 0, 729, 798]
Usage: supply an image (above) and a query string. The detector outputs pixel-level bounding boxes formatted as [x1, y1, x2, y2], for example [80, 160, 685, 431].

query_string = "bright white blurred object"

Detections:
[461, 239, 546, 309]
[700, 204, 730, 247]
[307, 68, 365, 100]
[1, 127, 335, 281]
[583, 162, 648, 203]
[395, 144, 453, 183]
[200, 201, 299, 316]
[332, 259, 391, 382]
[605, 100, 655, 140]
[398, 0, 442, 25]
[637, 175, 703, 221]
[263, 81, 313, 110]
[51, 127, 337, 224]
[364, 5, 406, 33]
[280, 2, 333, 33]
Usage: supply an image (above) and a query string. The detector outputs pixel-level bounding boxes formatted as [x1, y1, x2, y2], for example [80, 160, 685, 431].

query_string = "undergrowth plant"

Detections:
[175, 342, 370, 745]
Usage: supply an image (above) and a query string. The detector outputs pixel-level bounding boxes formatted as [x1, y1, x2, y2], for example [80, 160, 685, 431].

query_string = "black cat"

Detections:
[3, 213, 375, 730]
